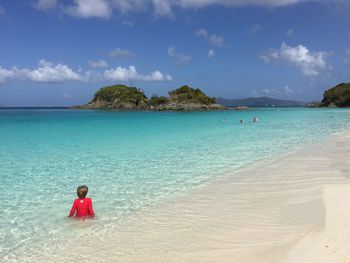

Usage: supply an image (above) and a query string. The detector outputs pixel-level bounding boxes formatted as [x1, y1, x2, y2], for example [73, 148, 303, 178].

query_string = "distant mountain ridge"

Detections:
[216, 96, 307, 107]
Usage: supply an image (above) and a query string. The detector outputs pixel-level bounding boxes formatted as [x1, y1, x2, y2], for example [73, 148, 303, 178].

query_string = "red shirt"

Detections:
[69, 197, 94, 217]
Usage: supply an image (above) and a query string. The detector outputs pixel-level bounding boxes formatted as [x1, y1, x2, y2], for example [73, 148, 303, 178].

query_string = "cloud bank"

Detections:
[34, 0, 311, 18]
[0, 60, 81, 83]
[0, 60, 172, 83]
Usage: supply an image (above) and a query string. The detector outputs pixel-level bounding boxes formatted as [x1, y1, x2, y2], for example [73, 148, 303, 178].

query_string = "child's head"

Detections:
[77, 185, 88, 198]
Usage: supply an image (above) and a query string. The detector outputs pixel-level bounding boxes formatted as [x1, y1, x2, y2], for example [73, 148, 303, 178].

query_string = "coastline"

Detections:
[114, 129, 350, 263]
[8, 129, 350, 262]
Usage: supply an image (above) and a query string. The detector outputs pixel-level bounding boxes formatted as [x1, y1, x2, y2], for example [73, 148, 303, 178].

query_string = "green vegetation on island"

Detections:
[73, 84, 225, 111]
[161, 85, 222, 111]
[149, 95, 169, 107]
[320, 83, 350, 107]
[168, 86, 216, 105]
[89, 84, 148, 110]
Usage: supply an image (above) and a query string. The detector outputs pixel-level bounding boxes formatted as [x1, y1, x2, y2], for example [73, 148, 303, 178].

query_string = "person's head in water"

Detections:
[77, 185, 88, 198]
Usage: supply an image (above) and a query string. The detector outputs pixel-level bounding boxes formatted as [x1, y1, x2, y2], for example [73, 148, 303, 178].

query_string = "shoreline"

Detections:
[8, 129, 350, 262]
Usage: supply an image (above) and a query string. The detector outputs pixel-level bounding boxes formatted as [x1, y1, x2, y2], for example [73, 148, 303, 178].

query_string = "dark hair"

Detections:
[77, 185, 88, 198]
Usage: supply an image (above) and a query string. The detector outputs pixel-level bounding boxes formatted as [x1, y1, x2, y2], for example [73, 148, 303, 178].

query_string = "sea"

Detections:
[0, 107, 350, 261]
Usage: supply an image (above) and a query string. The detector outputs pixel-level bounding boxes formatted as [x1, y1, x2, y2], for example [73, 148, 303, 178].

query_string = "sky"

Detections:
[0, 0, 349, 106]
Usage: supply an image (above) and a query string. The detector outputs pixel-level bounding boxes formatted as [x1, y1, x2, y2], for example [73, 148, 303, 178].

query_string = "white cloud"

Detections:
[195, 28, 225, 47]
[0, 61, 172, 83]
[0, 5, 5, 15]
[35, 0, 311, 19]
[0, 67, 16, 83]
[208, 49, 216, 58]
[195, 28, 208, 38]
[249, 24, 263, 34]
[150, 0, 307, 16]
[284, 85, 294, 94]
[63, 93, 73, 99]
[343, 48, 350, 64]
[111, 0, 173, 17]
[111, 0, 148, 14]
[152, 0, 174, 17]
[23, 60, 82, 82]
[122, 19, 135, 27]
[109, 48, 135, 58]
[286, 28, 294, 37]
[261, 42, 329, 77]
[33, 0, 58, 11]
[0, 60, 82, 83]
[262, 88, 271, 94]
[259, 55, 271, 63]
[209, 34, 224, 47]
[103, 66, 172, 81]
[168, 47, 192, 65]
[88, 59, 108, 68]
[65, 0, 112, 19]
[142, 70, 173, 81]
[176, 0, 305, 8]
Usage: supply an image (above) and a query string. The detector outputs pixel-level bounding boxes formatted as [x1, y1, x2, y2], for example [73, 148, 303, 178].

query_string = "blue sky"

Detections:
[0, 0, 349, 106]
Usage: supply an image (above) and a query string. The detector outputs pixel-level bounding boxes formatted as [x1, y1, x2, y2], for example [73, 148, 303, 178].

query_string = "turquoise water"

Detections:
[1, 108, 350, 259]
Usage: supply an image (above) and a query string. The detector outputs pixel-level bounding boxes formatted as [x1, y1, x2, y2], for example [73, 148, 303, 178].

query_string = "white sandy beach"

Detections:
[112, 131, 350, 263]
[7, 131, 350, 263]
[282, 185, 350, 263]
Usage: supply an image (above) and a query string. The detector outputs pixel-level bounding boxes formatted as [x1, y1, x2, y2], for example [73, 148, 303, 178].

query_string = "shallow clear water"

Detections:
[0, 108, 350, 259]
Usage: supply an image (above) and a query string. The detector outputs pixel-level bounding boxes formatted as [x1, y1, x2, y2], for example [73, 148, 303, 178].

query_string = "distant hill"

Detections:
[321, 83, 350, 107]
[216, 96, 307, 107]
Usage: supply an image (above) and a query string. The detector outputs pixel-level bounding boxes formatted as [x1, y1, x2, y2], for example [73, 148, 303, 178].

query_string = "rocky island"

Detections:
[73, 84, 225, 111]
[310, 83, 350, 108]
[320, 83, 350, 107]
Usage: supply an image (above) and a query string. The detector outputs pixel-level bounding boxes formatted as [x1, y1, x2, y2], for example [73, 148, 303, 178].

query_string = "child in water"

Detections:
[69, 185, 95, 218]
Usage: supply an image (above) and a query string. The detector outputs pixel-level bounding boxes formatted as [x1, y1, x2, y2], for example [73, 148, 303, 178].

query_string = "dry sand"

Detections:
[282, 185, 350, 263]
[8, 131, 350, 262]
